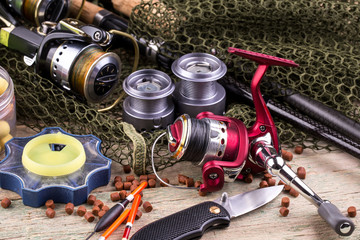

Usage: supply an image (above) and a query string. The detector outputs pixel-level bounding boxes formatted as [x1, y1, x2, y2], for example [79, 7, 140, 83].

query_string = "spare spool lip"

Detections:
[22, 133, 86, 177]
[171, 53, 227, 82]
[168, 114, 192, 160]
[123, 69, 175, 100]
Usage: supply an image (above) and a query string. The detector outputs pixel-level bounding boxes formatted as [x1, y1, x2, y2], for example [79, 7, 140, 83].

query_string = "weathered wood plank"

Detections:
[0, 126, 359, 239]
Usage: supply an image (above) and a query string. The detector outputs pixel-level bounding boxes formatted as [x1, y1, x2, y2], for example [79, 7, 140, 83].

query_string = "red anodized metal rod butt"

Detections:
[122, 194, 142, 240]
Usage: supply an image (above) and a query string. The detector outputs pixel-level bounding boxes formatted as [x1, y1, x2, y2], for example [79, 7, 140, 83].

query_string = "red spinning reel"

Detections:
[167, 47, 299, 192]
[163, 47, 355, 236]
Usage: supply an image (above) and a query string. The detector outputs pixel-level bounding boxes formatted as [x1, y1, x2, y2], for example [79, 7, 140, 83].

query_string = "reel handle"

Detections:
[318, 201, 355, 236]
[251, 136, 355, 236]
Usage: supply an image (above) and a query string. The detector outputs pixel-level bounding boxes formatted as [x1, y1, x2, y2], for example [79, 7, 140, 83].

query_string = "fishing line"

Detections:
[151, 132, 198, 190]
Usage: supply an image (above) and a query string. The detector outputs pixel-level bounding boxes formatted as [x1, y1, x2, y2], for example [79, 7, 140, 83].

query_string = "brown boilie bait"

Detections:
[94, 199, 104, 209]
[244, 173, 253, 183]
[84, 212, 95, 222]
[160, 178, 170, 187]
[194, 181, 202, 188]
[259, 180, 269, 188]
[45, 199, 55, 209]
[178, 174, 188, 184]
[87, 195, 96, 205]
[281, 197, 290, 208]
[126, 175, 135, 182]
[186, 178, 194, 187]
[289, 188, 299, 197]
[279, 207, 289, 217]
[148, 179, 156, 188]
[114, 176, 122, 183]
[124, 182, 132, 190]
[110, 192, 120, 202]
[1, 197, 11, 208]
[297, 167, 306, 179]
[65, 203, 74, 215]
[115, 181, 124, 191]
[46, 208, 56, 218]
[139, 175, 148, 181]
[147, 174, 157, 180]
[77, 206, 87, 216]
[143, 201, 153, 213]
[294, 145, 303, 154]
[135, 210, 143, 220]
[347, 206, 357, 217]
[92, 205, 100, 216]
[123, 165, 131, 173]
[119, 190, 127, 200]
[268, 178, 276, 186]
[98, 210, 106, 219]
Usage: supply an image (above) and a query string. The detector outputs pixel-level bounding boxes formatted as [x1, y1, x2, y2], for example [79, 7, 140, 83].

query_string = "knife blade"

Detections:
[130, 185, 284, 240]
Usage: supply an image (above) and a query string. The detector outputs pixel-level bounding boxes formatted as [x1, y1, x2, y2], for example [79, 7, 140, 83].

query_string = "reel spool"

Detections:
[167, 112, 249, 192]
[171, 53, 227, 117]
[6, 0, 69, 26]
[123, 69, 175, 131]
[44, 41, 121, 103]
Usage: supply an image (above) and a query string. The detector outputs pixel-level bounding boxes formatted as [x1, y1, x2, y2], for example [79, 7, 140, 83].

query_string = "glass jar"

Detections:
[0, 66, 16, 155]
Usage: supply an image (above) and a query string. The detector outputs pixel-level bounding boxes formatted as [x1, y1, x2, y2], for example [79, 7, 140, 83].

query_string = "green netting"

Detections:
[1, 0, 359, 174]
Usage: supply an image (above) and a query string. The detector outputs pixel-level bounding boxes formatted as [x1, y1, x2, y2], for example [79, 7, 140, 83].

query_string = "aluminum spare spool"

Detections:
[171, 53, 227, 117]
[122, 69, 175, 131]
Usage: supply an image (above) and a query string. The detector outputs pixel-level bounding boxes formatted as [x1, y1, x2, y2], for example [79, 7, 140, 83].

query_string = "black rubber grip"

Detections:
[131, 201, 231, 240]
[318, 202, 355, 236]
[283, 93, 360, 145]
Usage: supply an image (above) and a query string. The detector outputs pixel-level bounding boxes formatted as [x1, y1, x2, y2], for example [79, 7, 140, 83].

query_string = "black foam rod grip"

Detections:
[131, 201, 231, 240]
[283, 93, 360, 144]
[318, 201, 355, 236]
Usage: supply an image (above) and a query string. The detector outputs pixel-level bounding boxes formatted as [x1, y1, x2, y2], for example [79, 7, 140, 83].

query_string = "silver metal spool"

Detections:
[49, 42, 121, 103]
[171, 53, 227, 117]
[122, 69, 175, 131]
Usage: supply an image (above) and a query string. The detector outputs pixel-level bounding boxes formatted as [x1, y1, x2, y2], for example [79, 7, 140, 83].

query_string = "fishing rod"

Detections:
[69, 0, 360, 157]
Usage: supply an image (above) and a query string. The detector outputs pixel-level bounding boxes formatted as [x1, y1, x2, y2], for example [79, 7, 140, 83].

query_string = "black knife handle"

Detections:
[130, 201, 231, 240]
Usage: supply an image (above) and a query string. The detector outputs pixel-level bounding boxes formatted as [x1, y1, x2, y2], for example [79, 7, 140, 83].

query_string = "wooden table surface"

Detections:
[0, 125, 359, 240]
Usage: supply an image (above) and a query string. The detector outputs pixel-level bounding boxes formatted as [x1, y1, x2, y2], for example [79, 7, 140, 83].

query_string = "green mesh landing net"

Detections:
[1, 0, 359, 174]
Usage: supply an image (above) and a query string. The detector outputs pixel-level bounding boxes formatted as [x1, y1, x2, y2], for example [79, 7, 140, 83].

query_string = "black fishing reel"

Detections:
[0, 18, 121, 102]
[5, 0, 69, 26]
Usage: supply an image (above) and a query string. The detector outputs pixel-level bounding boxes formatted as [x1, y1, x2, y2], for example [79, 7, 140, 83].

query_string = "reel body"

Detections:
[0, 18, 121, 103]
[6, 0, 69, 26]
